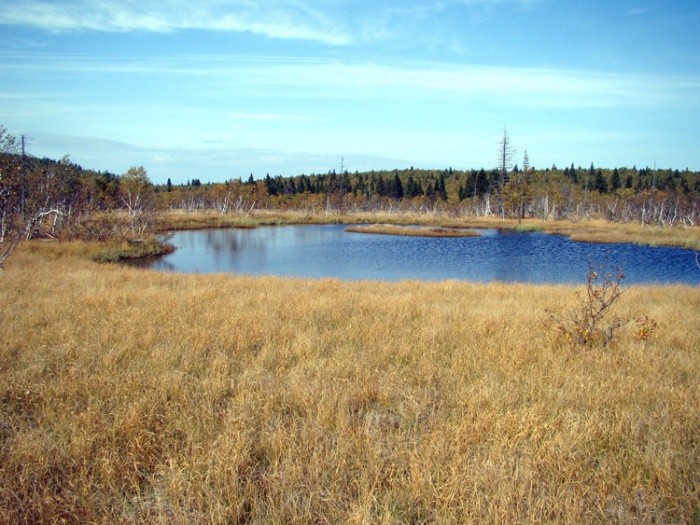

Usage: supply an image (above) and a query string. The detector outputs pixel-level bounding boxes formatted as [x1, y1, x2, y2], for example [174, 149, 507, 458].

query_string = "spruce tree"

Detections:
[594, 170, 608, 193]
[376, 177, 386, 197]
[391, 174, 404, 199]
[611, 168, 621, 191]
[436, 174, 447, 200]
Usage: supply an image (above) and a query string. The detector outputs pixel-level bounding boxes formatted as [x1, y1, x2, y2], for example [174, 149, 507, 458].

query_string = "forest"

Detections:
[163, 163, 700, 226]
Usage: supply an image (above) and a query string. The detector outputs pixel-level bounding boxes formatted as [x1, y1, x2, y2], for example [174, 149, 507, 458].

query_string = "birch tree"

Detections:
[119, 166, 157, 237]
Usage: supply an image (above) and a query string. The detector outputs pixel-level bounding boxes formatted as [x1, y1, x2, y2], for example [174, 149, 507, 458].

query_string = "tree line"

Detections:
[163, 163, 699, 226]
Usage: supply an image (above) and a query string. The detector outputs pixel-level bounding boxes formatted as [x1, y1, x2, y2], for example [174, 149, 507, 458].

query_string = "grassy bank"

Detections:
[1, 242, 698, 523]
[89, 238, 176, 263]
[159, 210, 700, 250]
[160, 209, 336, 230]
[345, 224, 481, 238]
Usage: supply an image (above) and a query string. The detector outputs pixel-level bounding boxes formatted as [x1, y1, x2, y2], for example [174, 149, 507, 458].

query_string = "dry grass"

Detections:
[160, 209, 335, 230]
[1, 241, 699, 523]
[540, 219, 700, 250]
[345, 224, 480, 238]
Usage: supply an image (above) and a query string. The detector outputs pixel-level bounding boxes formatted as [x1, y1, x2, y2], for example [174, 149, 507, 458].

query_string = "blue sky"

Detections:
[1, 0, 699, 184]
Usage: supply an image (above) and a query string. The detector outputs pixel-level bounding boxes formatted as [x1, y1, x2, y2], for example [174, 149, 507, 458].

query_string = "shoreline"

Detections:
[156, 210, 700, 251]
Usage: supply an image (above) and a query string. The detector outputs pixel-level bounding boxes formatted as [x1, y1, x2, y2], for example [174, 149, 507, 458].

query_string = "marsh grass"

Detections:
[160, 209, 331, 230]
[345, 224, 481, 238]
[87, 238, 175, 263]
[540, 219, 700, 250]
[1, 242, 699, 523]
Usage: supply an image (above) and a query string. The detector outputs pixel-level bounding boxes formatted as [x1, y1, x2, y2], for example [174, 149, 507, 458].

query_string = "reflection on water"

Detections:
[139, 225, 700, 285]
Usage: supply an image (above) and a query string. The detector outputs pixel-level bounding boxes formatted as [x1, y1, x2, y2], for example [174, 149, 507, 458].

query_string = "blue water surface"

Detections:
[142, 225, 700, 285]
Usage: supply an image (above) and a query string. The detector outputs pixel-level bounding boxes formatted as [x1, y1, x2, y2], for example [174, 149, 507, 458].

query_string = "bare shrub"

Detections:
[548, 255, 656, 347]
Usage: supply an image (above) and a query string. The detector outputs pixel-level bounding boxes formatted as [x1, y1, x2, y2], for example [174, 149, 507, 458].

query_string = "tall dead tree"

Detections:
[497, 127, 516, 219]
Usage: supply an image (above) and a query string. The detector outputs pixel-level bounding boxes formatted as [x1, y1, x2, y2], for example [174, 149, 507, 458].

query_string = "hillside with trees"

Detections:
[0, 126, 162, 268]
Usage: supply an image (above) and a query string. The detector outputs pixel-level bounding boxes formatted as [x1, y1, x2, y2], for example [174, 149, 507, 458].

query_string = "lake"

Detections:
[141, 225, 700, 285]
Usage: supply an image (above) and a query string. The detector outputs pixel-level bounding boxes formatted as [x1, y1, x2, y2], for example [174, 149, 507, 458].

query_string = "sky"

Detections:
[1, 0, 699, 184]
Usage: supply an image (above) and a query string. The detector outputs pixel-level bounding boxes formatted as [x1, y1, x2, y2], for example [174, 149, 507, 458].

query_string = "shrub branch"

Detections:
[548, 255, 656, 348]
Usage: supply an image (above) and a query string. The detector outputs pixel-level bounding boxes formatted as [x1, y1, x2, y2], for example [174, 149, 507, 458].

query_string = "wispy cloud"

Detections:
[0, 91, 44, 99]
[626, 6, 651, 16]
[0, 0, 351, 44]
[26, 131, 409, 182]
[207, 58, 696, 110]
[3, 50, 694, 111]
[0, 0, 544, 45]
[224, 111, 324, 122]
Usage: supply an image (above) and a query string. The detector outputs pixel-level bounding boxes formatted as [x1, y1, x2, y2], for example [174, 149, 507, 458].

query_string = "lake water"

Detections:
[142, 225, 700, 285]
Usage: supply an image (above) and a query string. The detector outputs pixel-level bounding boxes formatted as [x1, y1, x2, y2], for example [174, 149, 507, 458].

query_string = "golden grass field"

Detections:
[1, 235, 699, 523]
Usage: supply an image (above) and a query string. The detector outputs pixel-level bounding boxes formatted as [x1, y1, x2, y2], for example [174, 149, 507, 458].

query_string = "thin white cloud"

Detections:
[25, 131, 410, 182]
[223, 59, 695, 110]
[385, 0, 540, 9]
[225, 111, 324, 122]
[3, 50, 695, 111]
[0, 91, 43, 99]
[0, 0, 351, 45]
[0, 0, 545, 46]
[626, 7, 650, 16]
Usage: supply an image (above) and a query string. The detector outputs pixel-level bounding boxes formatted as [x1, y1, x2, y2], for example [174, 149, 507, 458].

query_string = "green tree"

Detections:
[436, 173, 447, 201]
[390, 174, 404, 200]
[594, 169, 608, 193]
[458, 182, 468, 201]
[610, 168, 621, 192]
[565, 163, 578, 184]
[339, 172, 352, 195]
[474, 168, 489, 196]
[264, 174, 278, 195]
[661, 173, 675, 191]
[376, 177, 387, 197]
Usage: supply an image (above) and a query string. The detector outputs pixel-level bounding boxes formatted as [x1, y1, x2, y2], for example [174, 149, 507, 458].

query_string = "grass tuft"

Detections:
[89, 238, 175, 263]
[345, 224, 481, 237]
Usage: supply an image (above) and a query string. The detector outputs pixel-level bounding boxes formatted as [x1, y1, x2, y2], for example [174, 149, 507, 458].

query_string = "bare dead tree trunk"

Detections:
[497, 127, 515, 219]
